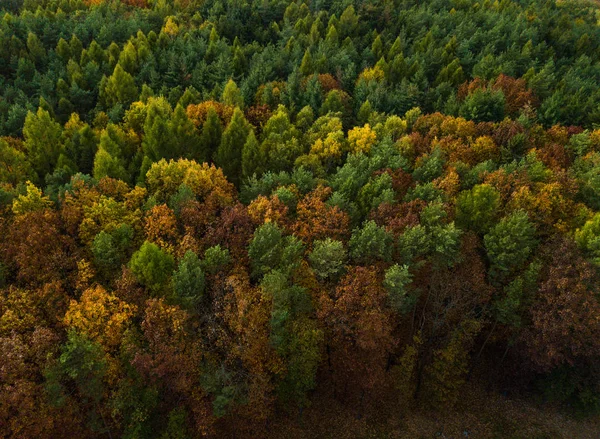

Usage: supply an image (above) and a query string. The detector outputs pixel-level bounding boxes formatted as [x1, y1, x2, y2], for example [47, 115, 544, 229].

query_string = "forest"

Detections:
[1, 0, 600, 437]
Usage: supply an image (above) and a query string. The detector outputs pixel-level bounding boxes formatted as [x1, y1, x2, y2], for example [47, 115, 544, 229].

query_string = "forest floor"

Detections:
[260, 382, 600, 439]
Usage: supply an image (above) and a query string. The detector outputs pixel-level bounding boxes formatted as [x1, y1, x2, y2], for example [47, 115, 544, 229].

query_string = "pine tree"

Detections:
[170, 104, 200, 160]
[222, 79, 244, 108]
[242, 130, 261, 179]
[102, 64, 138, 109]
[200, 106, 222, 163]
[215, 108, 252, 186]
[93, 127, 128, 181]
[23, 107, 63, 182]
[142, 97, 174, 161]
[300, 49, 314, 76]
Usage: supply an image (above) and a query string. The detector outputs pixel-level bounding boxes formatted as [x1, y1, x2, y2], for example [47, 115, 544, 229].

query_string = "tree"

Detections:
[300, 49, 313, 76]
[215, 108, 252, 186]
[93, 125, 130, 182]
[293, 185, 350, 244]
[318, 266, 394, 398]
[102, 64, 138, 109]
[93, 147, 128, 182]
[130, 241, 175, 295]
[455, 184, 501, 234]
[221, 79, 244, 108]
[348, 220, 393, 264]
[248, 222, 304, 279]
[575, 213, 600, 264]
[23, 107, 62, 182]
[0, 138, 32, 186]
[200, 107, 222, 163]
[460, 88, 506, 122]
[172, 251, 205, 310]
[484, 210, 537, 283]
[63, 285, 136, 350]
[11, 181, 52, 215]
[241, 130, 261, 179]
[170, 104, 201, 160]
[92, 224, 134, 280]
[64, 123, 98, 176]
[383, 264, 414, 314]
[524, 239, 600, 371]
[347, 124, 377, 154]
[308, 238, 347, 281]
[44, 330, 108, 431]
[142, 97, 174, 162]
[201, 245, 231, 275]
[260, 107, 302, 173]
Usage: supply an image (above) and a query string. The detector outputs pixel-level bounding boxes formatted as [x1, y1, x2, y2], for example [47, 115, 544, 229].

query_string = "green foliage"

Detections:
[92, 224, 134, 279]
[241, 130, 262, 179]
[130, 241, 175, 294]
[200, 107, 222, 162]
[309, 238, 347, 281]
[45, 330, 107, 408]
[575, 213, 600, 265]
[215, 108, 252, 186]
[221, 79, 243, 108]
[201, 245, 231, 275]
[348, 220, 393, 264]
[172, 251, 205, 310]
[383, 264, 415, 314]
[23, 107, 62, 182]
[484, 211, 538, 283]
[4, 0, 600, 433]
[102, 64, 138, 109]
[249, 222, 304, 278]
[460, 88, 506, 122]
[455, 184, 501, 234]
[398, 203, 461, 266]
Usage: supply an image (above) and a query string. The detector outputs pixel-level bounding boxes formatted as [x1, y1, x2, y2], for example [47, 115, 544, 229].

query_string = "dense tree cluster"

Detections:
[2, 0, 600, 437]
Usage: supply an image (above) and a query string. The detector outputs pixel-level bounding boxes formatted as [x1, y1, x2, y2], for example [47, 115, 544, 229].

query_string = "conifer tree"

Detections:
[242, 129, 261, 179]
[200, 106, 222, 163]
[215, 108, 252, 186]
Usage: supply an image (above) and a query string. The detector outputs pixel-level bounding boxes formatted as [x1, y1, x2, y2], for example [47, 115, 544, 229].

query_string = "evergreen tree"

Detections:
[200, 107, 222, 163]
[242, 130, 261, 179]
[221, 79, 244, 108]
[215, 108, 252, 186]
[23, 107, 63, 182]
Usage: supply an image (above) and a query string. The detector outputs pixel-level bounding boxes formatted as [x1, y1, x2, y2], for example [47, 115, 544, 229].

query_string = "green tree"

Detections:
[93, 125, 129, 182]
[102, 64, 138, 109]
[92, 224, 134, 280]
[201, 245, 231, 275]
[200, 107, 222, 163]
[460, 88, 506, 122]
[221, 79, 244, 108]
[455, 184, 501, 234]
[45, 330, 107, 414]
[260, 107, 302, 173]
[215, 108, 252, 186]
[23, 107, 63, 182]
[383, 264, 414, 314]
[0, 138, 32, 185]
[143, 97, 174, 161]
[308, 238, 347, 281]
[170, 104, 200, 160]
[130, 241, 175, 294]
[241, 129, 262, 179]
[348, 220, 394, 264]
[575, 213, 600, 265]
[300, 49, 314, 76]
[484, 211, 537, 283]
[172, 251, 205, 310]
[248, 221, 304, 279]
